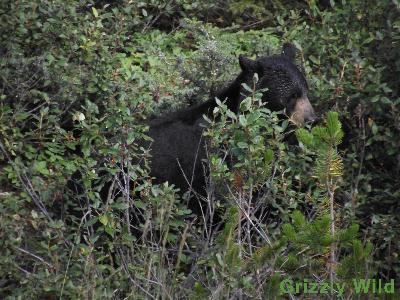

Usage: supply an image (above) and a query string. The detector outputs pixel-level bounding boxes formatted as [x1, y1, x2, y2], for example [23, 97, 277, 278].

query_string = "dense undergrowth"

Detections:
[0, 0, 399, 299]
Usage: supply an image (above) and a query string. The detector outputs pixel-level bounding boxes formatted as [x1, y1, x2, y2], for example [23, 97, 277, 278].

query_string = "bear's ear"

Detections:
[282, 43, 297, 61]
[239, 55, 257, 72]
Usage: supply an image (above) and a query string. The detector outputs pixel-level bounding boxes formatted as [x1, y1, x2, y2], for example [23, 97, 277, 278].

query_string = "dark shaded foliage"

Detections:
[1, 0, 399, 298]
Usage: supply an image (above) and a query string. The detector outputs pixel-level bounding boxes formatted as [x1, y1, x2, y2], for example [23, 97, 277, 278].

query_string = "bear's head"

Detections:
[239, 43, 317, 125]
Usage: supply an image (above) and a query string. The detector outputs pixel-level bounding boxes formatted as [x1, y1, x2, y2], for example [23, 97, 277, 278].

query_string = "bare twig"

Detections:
[15, 246, 53, 268]
[227, 186, 272, 246]
[141, 0, 175, 33]
[0, 140, 52, 221]
[117, 247, 157, 300]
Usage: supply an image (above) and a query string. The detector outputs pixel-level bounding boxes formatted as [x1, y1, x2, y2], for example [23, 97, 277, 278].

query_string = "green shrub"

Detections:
[1, 0, 398, 298]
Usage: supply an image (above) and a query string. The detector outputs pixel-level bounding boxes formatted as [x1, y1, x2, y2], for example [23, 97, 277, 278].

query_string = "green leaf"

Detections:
[84, 216, 99, 228]
[237, 141, 248, 149]
[99, 214, 109, 226]
[216, 253, 224, 267]
[105, 225, 115, 236]
[34, 161, 50, 175]
[296, 128, 314, 147]
[326, 111, 343, 144]
[371, 124, 378, 135]
[177, 208, 192, 215]
[127, 131, 135, 145]
[241, 83, 253, 93]
[122, 233, 137, 243]
[264, 149, 274, 164]
[134, 200, 146, 209]
[226, 109, 237, 120]
[92, 7, 99, 18]
[111, 202, 129, 210]
[239, 97, 252, 111]
[239, 115, 247, 126]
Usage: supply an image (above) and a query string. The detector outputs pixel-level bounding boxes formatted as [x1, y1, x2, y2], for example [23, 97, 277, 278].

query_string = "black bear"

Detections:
[146, 43, 316, 195]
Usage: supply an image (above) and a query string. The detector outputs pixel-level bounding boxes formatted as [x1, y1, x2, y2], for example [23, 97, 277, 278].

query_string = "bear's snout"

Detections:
[290, 96, 317, 125]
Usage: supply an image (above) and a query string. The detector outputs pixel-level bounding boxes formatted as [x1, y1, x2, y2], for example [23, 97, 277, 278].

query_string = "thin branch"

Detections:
[15, 246, 53, 268]
[227, 186, 272, 246]
[0, 139, 52, 221]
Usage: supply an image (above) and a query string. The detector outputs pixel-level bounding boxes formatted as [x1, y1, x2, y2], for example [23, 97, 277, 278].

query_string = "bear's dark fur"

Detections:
[146, 43, 316, 195]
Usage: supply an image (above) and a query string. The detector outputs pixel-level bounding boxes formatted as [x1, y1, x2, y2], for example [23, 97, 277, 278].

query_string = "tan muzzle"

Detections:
[290, 96, 317, 125]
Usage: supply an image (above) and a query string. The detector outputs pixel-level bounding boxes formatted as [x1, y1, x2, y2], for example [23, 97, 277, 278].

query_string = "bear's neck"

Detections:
[156, 70, 255, 126]
[214, 70, 253, 113]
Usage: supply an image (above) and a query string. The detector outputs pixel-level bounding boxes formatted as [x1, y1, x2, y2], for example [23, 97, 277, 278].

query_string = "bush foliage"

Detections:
[1, 0, 399, 298]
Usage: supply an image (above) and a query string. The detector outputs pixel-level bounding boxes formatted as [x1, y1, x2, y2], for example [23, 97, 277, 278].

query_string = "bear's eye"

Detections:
[291, 91, 301, 99]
